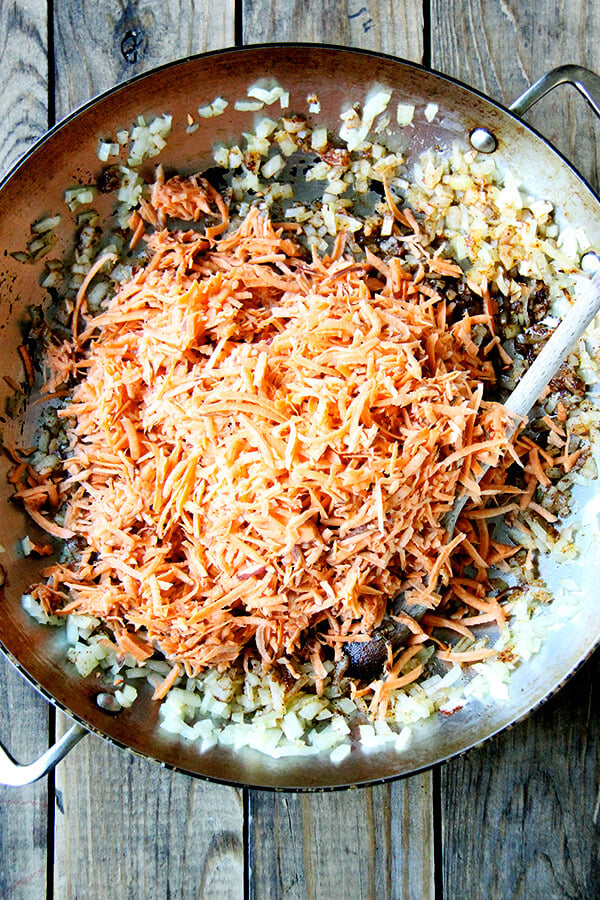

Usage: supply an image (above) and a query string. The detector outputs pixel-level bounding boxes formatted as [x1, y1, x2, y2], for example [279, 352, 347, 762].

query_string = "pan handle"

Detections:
[509, 64, 600, 118]
[0, 722, 87, 786]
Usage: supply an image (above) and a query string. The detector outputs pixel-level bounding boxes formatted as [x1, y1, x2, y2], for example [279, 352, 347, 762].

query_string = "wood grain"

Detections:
[0, 672, 50, 900]
[0, 3, 49, 899]
[441, 653, 600, 900]
[432, 3, 600, 897]
[53, 721, 244, 900]
[54, 0, 236, 114]
[249, 778, 435, 900]
[430, 0, 600, 190]
[242, 0, 423, 62]
[0, 0, 48, 173]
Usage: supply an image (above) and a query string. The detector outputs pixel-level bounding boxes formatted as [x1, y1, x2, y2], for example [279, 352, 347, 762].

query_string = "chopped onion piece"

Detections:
[262, 154, 285, 178]
[235, 99, 265, 112]
[31, 214, 61, 234]
[198, 97, 229, 118]
[311, 125, 328, 151]
[248, 84, 285, 106]
[396, 103, 415, 126]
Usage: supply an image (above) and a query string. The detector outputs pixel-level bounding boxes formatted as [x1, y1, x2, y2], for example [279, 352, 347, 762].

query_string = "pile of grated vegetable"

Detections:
[12, 84, 600, 761]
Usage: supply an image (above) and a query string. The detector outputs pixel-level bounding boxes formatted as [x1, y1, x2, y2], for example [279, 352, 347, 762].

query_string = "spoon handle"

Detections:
[504, 268, 600, 420]
[443, 268, 600, 537]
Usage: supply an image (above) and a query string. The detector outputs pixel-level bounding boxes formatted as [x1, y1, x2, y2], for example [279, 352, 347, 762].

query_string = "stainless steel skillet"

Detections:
[1, 45, 600, 791]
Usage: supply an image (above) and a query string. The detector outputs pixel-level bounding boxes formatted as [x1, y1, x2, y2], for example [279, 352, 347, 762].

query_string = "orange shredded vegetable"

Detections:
[18, 172, 561, 712]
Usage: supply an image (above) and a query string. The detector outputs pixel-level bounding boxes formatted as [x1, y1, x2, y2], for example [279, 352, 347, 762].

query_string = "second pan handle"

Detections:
[0, 722, 87, 786]
[509, 64, 600, 119]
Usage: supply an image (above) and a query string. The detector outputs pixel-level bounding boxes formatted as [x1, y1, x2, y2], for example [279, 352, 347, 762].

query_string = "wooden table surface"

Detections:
[1, 2, 600, 898]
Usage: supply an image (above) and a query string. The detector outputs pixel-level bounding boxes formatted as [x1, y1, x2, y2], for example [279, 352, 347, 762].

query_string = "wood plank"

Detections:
[0, 674, 50, 900]
[54, 720, 244, 900]
[0, 0, 48, 173]
[249, 778, 435, 900]
[440, 654, 600, 899]
[52, 6, 243, 900]
[241, 4, 433, 898]
[432, 2, 600, 896]
[242, 0, 423, 61]
[54, 0, 236, 113]
[0, 3, 50, 899]
[430, 0, 600, 187]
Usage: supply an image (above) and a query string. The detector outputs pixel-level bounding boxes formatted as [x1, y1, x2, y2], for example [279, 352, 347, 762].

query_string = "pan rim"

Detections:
[2, 42, 600, 791]
[3, 41, 599, 210]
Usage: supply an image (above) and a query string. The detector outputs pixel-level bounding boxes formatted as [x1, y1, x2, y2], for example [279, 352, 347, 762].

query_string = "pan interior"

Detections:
[1, 45, 599, 789]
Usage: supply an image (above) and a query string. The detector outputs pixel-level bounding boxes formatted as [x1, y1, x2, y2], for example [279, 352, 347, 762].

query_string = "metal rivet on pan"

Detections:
[95, 692, 122, 713]
[581, 251, 600, 275]
[470, 128, 498, 153]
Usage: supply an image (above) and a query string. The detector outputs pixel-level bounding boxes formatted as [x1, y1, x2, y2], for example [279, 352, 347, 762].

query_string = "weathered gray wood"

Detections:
[440, 655, 600, 900]
[52, 6, 243, 900]
[0, 0, 48, 173]
[431, 0, 600, 189]
[249, 778, 435, 900]
[242, 0, 423, 61]
[54, 718, 244, 900]
[0, 3, 50, 899]
[432, 3, 600, 897]
[54, 0, 236, 114]
[241, 4, 434, 899]
[0, 673, 50, 900]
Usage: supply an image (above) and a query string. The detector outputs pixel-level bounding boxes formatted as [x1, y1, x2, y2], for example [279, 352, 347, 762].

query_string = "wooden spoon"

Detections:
[344, 268, 600, 680]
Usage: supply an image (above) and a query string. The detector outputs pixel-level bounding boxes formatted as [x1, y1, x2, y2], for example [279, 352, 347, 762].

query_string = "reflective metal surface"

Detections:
[0, 45, 599, 790]
[0, 724, 86, 787]
[509, 63, 600, 119]
[469, 127, 498, 153]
